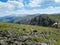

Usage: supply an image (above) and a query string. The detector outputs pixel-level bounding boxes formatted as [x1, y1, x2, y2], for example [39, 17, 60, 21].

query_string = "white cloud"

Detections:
[28, 0, 42, 7]
[40, 6, 60, 14]
[55, 0, 60, 3]
[0, 0, 24, 17]
[8, 0, 23, 2]
[0, 0, 60, 17]
[8, 0, 16, 1]
[8, 1, 24, 8]
[0, 2, 14, 11]
[0, 0, 24, 11]
[1, 6, 60, 17]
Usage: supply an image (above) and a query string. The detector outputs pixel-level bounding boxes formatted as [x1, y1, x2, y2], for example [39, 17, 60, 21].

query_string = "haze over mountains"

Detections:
[0, 14, 60, 27]
[0, 14, 38, 23]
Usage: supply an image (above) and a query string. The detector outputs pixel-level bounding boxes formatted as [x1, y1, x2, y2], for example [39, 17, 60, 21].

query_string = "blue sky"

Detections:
[0, 0, 60, 16]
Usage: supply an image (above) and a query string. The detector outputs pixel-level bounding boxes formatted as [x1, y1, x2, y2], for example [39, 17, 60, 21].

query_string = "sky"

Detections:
[0, 0, 60, 16]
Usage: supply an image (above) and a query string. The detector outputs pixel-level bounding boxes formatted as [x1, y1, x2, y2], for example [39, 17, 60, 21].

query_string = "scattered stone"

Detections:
[0, 40, 7, 45]
[0, 29, 59, 45]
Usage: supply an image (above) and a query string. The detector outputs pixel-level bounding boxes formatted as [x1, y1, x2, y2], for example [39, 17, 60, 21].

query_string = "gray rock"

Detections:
[0, 40, 7, 45]
[25, 40, 36, 45]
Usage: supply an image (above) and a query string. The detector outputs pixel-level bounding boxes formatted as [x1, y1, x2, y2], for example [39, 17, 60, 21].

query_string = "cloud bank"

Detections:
[0, 0, 60, 16]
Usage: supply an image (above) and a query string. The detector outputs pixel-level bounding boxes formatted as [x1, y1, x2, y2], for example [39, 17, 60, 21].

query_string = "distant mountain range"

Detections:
[0, 14, 38, 24]
[0, 14, 60, 27]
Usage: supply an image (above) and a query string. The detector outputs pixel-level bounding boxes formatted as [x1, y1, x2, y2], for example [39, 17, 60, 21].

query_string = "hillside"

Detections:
[0, 14, 38, 24]
[0, 22, 60, 45]
[0, 14, 60, 25]
[42, 14, 60, 22]
[28, 14, 60, 27]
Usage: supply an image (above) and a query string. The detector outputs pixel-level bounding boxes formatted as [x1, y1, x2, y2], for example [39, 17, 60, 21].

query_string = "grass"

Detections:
[0, 22, 59, 31]
[31, 37, 44, 42]
[42, 14, 60, 22]
[0, 22, 60, 45]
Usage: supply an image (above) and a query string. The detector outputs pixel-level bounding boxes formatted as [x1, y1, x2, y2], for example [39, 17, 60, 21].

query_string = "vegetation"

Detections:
[0, 14, 60, 24]
[44, 14, 60, 22]
[29, 15, 55, 26]
[0, 14, 60, 45]
[0, 22, 60, 45]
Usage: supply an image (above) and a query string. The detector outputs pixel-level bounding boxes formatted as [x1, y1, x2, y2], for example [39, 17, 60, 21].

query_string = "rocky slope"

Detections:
[28, 15, 55, 26]
[0, 29, 60, 45]
[0, 22, 60, 45]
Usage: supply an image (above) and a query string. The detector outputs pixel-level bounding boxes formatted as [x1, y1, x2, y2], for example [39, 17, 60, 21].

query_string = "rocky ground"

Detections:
[0, 29, 60, 45]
